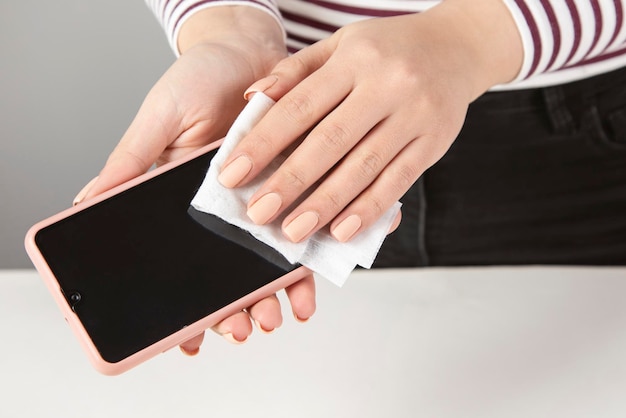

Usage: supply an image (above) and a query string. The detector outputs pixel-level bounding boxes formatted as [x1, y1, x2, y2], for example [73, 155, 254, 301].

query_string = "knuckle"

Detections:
[316, 122, 351, 155]
[378, 56, 422, 94]
[248, 129, 277, 156]
[353, 37, 385, 62]
[364, 194, 386, 217]
[279, 165, 308, 190]
[279, 92, 314, 124]
[357, 150, 384, 179]
[118, 148, 151, 173]
[393, 163, 419, 192]
[396, 62, 421, 87]
[319, 188, 345, 213]
[274, 53, 308, 75]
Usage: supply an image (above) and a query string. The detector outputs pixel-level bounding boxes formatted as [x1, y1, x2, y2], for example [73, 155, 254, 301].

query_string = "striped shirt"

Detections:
[145, 0, 626, 90]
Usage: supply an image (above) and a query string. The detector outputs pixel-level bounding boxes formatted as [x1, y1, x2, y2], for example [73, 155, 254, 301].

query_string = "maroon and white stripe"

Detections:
[146, 0, 626, 89]
[279, 0, 430, 52]
[503, 0, 626, 87]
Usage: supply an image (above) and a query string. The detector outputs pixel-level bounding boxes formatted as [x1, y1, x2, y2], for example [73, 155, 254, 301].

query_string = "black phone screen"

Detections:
[34, 148, 295, 364]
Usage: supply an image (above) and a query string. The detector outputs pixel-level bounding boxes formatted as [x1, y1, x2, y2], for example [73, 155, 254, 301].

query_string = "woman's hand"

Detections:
[81, 7, 287, 200]
[73, 7, 317, 354]
[217, 0, 523, 243]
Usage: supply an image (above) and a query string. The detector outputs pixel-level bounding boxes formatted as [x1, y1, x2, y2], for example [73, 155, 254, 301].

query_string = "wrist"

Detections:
[178, 6, 287, 77]
[424, 0, 523, 100]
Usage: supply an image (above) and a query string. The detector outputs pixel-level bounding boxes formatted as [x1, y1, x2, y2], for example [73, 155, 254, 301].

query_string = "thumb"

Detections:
[75, 90, 181, 204]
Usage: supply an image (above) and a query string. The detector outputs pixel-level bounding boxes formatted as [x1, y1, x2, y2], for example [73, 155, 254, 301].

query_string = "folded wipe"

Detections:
[190, 93, 401, 286]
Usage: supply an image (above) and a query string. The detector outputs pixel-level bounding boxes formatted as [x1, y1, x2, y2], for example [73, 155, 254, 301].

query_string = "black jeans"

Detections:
[374, 66, 626, 268]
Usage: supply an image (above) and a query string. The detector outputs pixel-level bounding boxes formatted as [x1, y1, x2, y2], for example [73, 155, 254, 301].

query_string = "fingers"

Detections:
[208, 275, 316, 348]
[217, 39, 348, 191]
[280, 114, 412, 243]
[326, 135, 439, 242]
[285, 273, 316, 322]
[246, 294, 283, 333]
[388, 210, 402, 235]
[230, 93, 424, 243]
[247, 88, 387, 231]
[211, 310, 254, 344]
[179, 331, 205, 356]
[209, 295, 281, 344]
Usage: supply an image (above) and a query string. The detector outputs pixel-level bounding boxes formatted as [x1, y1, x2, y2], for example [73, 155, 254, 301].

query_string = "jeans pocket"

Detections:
[583, 104, 626, 151]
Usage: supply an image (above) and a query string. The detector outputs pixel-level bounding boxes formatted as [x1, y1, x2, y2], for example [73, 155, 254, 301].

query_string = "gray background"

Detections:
[1, 2, 174, 268]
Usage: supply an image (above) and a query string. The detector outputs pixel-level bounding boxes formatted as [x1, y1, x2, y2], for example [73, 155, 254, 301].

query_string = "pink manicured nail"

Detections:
[331, 214, 362, 242]
[253, 319, 275, 334]
[283, 211, 319, 242]
[222, 333, 248, 345]
[73, 176, 99, 206]
[247, 193, 282, 224]
[293, 312, 310, 323]
[218, 155, 252, 188]
[243, 75, 278, 100]
[179, 345, 200, 356]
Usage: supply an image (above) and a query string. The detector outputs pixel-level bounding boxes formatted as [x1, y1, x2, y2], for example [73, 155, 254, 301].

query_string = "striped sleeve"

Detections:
[502, 0, 626, 83]
[144, 0, 286, 56]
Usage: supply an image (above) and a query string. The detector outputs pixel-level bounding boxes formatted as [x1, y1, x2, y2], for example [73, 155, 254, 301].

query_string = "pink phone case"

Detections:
[24, 140, 311, 376]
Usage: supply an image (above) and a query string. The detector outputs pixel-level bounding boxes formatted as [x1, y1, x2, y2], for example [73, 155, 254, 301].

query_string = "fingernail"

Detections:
[218, 155, 252, 188]
[331, 214, 362, 242]
[179, 345, 200, 356]
[73, 176, 99, 206]
[247, 192, 282, 224]
[222, 333, 248, 345]
[253, 319, 275, 334]
[294, 312, 310, 323]
[243, 75, 278, 101]
[283, 211, 319, 242]
[388, 211, 402, 234]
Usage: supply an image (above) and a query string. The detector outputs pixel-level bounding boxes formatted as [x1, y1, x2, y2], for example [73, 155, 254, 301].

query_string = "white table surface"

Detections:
[2, 266, 626, 418]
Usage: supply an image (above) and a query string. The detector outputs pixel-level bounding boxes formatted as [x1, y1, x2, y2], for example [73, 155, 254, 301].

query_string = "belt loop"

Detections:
[542, 85, 576, 135]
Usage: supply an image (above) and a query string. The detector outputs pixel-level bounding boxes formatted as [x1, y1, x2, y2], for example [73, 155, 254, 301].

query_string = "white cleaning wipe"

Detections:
[190, 93, 401, 286]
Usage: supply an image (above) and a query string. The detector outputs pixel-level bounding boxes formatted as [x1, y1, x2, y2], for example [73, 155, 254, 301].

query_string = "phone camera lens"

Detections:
[68, 291, 82, 311]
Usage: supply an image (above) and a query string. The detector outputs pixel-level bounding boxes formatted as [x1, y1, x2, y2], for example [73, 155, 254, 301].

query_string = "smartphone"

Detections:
[24, 141, 309, 376]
